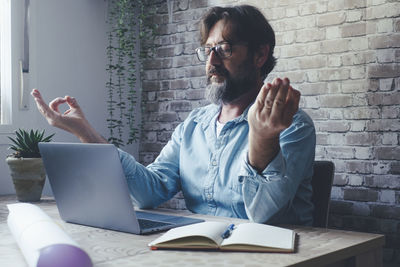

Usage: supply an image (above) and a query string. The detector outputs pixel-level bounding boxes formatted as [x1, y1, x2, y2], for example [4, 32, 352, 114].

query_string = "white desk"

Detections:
[0, 195, 384, 267]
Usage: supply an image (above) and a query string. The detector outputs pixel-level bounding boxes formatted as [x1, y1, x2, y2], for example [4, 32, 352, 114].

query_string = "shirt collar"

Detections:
[234, 101, 254, 123]
[193, 101, 254, 127]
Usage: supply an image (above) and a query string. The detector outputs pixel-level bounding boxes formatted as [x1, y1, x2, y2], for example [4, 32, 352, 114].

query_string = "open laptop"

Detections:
[38, 142, 203, 234]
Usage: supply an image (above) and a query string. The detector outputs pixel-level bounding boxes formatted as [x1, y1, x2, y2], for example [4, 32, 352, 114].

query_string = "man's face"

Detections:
[205, 20, 258, 105]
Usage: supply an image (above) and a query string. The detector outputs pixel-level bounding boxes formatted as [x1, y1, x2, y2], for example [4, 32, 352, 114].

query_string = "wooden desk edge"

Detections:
[292, 233, 385, 267]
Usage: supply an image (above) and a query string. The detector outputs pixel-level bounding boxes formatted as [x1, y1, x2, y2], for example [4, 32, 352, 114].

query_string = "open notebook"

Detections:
[149, 221, 296, 252]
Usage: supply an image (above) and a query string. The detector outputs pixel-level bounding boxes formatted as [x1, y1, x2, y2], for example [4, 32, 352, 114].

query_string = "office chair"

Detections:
[311, 161, 335, 228]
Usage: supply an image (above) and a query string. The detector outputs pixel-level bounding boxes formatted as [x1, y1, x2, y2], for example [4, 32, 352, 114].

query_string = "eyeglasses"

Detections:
[195, 42, 241, 62]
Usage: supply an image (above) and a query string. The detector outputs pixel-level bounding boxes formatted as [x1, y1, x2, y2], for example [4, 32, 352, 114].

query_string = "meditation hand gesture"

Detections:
[31, 89, 107, 143]
[247, 78, 301, 171]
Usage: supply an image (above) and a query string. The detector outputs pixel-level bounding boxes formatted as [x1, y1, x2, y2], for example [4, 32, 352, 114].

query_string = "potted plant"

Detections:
[6, 129, 54, 202]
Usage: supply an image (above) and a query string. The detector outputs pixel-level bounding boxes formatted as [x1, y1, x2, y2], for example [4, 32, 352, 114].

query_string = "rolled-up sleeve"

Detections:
[117, 123, 184, 209]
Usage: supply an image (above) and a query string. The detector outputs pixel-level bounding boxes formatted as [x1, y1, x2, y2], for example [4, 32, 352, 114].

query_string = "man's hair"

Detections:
[200, 5, 277, 77]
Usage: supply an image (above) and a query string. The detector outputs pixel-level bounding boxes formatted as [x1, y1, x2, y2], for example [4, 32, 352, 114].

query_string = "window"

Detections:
[0, 0, 12, 125]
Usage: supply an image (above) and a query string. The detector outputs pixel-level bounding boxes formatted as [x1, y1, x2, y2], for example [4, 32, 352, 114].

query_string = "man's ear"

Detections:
[254, 45, 269, 68]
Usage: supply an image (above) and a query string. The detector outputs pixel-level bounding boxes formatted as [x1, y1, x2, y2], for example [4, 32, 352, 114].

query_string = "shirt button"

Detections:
[212, 160, 217, 166]
[238, 177, 244, 183]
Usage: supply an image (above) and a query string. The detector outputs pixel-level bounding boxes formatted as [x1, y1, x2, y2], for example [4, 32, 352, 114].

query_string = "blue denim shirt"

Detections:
[119, 104, 316, 225]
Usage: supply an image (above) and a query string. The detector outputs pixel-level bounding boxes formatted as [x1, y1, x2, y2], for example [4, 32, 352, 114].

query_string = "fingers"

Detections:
[255, 83, 271, 109]
[49, 97, 67, 113]
[65, 96, 80, 109]
[44, 94, 80, 114]
[282, 86, 301, 124]
[31, 88, 42, 99]
[269, 78, 290, 119]
[31, 89, 55, 118]
[257, 77, 300, 127]
[265, 80, 279, 110]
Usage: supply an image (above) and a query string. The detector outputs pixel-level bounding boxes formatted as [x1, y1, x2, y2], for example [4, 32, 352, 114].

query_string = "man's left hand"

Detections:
[247, 77, 301, 171]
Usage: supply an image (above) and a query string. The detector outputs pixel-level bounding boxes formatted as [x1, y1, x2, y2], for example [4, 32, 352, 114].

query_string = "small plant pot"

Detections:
[6, 157, 46, 202]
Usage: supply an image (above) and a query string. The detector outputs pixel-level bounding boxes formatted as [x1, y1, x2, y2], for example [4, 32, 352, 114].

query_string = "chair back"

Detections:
[311, 161, 335, 228]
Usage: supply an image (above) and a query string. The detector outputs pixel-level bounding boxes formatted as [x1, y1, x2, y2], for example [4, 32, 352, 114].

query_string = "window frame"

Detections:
[0, 0, 12, 127]
[0, 0, 31, 144]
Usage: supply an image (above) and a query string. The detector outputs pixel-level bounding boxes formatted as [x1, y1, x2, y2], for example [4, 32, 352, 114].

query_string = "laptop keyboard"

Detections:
[138, 219, 172, 229]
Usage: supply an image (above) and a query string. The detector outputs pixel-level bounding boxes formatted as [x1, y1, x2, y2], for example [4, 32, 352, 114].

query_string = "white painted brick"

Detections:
[273, 16, 315, 31]
[268, 7, 286, 20]
[327, 82, 342, 94]
[342, 80, 369, 93]
[348, 175, 363, 186]
[334, 161, 347, 173]
[377, 49, 396, 63]
[300, 1, 327, 16]
[297, 55, 327, 69]
[379, 78, 395, 91]
[344, 107, 380, 119]
[373, 162, 390, 175]
[354, 146, 373, 159]
[381, 106, 399, 119]
[342, 51, 375, 66]
[366, 3, 400, 19]
[328, 55, 342, 67]
[377, 19, 394, 33]
[284, 71, 307, 83]
[319, 68, 350, 81]
[352, 202, 370, 216]
[341, 22, 366, 37]
[353, 93, 368, 106]
[286, 7, 298, 17]
[147, 92, 156, 101]
[328, 0, 345, 12]
[350, 66, 366, 79]
[382, 133, 398, 145]
[326, 26, 341, 39]
[380, 189, 396, 203]
[325, 145, 354, 158]
[273, 46, 281, 58]
[275, 33, 283, 46]
[280, 44, 308, 58]
[367, 0, 386, 5]
[317, 12, 346, 26]
[344, 0, 366, 9]
[330, 186, 343, 199]
[274, 60, 288, 72]
[307, 43, 321, 55]
[283, 31, 296, 44]
[321, 39, 350, 53]
[296, 28, 325, 43]
[366, 21, 377, 34]
[346, 9, 363, 22]
[330, 109, 344, 119]
[306, 70, 319, 82]
[301, 96, 319, 108]
[349, 37, 368, 51]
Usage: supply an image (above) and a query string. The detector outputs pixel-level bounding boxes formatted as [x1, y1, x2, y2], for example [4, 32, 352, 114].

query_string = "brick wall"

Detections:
[140, 1, 400, 265]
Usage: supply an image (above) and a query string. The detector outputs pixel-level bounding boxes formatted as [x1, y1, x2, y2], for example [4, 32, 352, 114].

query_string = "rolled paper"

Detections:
[7, 203, 92, 267]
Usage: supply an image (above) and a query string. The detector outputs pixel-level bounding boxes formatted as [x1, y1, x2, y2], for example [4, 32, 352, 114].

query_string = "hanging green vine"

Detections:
[106, 0, 154, 147]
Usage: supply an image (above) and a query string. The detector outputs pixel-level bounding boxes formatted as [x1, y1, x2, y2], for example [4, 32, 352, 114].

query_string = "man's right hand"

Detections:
[31, 89, 107, 143]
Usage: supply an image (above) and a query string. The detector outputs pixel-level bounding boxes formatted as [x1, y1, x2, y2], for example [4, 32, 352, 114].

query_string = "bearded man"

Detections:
[32, 5, 316, 225]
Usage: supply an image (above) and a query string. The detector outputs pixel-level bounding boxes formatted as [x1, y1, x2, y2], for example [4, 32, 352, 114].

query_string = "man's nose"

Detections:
[208, 50, 222, 66]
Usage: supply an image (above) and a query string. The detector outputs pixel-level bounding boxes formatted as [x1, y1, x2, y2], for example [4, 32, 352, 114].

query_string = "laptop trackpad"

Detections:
[136, 211, 202, 224]
[136, 211, 180, 222]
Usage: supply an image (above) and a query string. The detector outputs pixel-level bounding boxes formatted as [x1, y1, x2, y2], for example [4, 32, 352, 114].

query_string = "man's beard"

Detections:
[205, 58, 258, 105]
